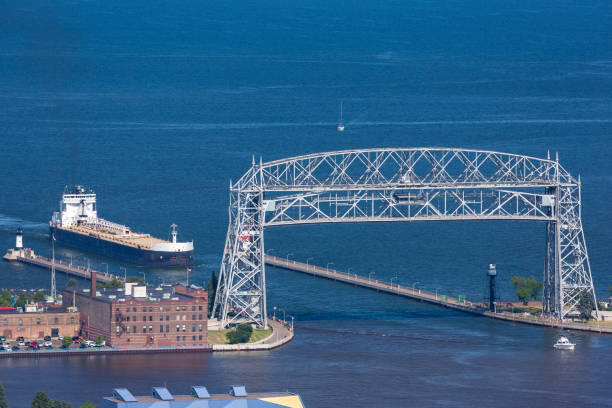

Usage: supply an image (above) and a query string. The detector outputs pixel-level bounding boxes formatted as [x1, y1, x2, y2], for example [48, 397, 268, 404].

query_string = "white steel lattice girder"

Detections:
[212, 148, 598, 327]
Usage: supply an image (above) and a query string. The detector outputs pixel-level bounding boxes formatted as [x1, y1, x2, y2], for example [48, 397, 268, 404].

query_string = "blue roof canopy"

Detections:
[229, 385, 248, 397]
[191, 386, 211, 399]
[152, 387, 174, 401]
[113, 388, 137, 402]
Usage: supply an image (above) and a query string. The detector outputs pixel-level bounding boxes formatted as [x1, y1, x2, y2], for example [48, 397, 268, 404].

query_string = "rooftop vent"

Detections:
[152, 387, 174, 401]
[229, 385, 248, 397]
[112, 388, 137, 402]
[191, 386, 210, 399]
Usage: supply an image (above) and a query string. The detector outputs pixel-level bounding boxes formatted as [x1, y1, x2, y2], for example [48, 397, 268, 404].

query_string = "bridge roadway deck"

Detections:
[14, 251, 123, 284]
[264, 255, 612, 335]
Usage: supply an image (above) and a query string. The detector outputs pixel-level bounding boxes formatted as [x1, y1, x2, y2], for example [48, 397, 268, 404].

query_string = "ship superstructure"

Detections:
[49, 186, 194, 267]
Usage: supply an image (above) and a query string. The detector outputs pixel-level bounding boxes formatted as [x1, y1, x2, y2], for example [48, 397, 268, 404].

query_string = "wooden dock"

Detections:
[5, 248, 124, 284]
[264, 255, 612, 335]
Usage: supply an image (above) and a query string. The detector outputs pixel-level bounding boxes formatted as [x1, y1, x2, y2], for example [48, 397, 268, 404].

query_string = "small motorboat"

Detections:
[553, 335, 575, 350]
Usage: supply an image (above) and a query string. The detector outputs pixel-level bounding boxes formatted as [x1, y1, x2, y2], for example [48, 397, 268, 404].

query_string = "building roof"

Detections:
[66, 284, 206, 304]
[104, 386, 304, 408]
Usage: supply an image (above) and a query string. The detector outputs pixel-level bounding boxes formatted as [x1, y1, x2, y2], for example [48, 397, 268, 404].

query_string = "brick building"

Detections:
[62, 274, 208, 348]
[0, 305, 79, 340]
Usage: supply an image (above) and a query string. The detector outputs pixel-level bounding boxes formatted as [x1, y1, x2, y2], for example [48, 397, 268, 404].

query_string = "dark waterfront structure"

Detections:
[488, 263, 497, 312]
[62, 275, 207, 348]
[103, 385, 305, 408]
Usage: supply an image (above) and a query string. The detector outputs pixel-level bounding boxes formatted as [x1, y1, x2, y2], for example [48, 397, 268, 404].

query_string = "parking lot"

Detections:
[0, 335, 107, 353]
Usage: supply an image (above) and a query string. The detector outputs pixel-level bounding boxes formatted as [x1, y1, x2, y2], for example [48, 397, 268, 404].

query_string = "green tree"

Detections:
[227, 323, 253, 344]
[14, 293, 31, 308]
[101, 278, 122, 289]
[511, 276, 543, 304]
[33, 291, 47, 301]
[577, 290, 595, 320]
[31, 392, 52, 408]
[208, 271, 217, 315]
[0, 381, 9, 408]
[61, 336, 72, 348]
[50, 401, 71, 408]
[126, 276, 145, 285]
[79, 402, 96, 408]
[66, 279, 78, 289]
[0, 290, 13, 308]
[95, 335, 104, 345]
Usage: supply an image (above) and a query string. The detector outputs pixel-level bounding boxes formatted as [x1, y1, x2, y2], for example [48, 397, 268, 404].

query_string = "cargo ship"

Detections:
[49, 186, 194, 267]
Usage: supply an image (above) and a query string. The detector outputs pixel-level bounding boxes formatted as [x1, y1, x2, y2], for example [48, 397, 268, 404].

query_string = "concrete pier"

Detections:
[265, 255, 612, 335]
[3, 248, 124, 284]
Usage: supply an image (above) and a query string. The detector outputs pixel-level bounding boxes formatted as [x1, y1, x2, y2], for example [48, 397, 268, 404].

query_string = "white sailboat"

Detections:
[337, 101, 345, 132]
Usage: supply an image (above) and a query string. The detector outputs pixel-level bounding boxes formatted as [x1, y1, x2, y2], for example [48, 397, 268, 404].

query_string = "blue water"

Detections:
[1, 0, 612, 406]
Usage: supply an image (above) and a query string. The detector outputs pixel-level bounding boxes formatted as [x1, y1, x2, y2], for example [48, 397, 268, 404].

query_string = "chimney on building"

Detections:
[91, 271, 97, 298]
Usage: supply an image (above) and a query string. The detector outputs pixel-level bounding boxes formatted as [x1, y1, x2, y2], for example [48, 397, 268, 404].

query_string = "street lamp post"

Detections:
[390, 277, 397, 286]
[412, 282, 420, 294]
[326, 262, 334, 273]
[369, 271, 376, 282]
[435, 287, 439, 300]
[286, 253, 293, 264]
[273, 306, 277, 321]
[289, 315, 294, 332]
[306, 257, 314, 271]
[141, 272, 146, 285]
[120, 267, 127, 281]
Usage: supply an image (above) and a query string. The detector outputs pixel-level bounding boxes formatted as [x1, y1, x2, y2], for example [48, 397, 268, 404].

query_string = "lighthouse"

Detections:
[488, 263, 497, 312]
[15, 227, 23, 249]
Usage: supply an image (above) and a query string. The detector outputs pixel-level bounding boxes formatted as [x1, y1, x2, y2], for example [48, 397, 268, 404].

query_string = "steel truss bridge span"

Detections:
[212, 148, 598, 328]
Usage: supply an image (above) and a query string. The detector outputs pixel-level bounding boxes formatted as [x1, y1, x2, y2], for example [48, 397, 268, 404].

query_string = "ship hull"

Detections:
[49, 226, 194, 267]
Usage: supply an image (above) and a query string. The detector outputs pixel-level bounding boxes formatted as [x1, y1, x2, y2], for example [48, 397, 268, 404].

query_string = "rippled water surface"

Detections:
[1, 0, 612, 406]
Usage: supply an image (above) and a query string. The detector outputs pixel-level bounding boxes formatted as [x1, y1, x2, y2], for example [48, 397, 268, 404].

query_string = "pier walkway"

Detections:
[265, 255, 612, 335]
[6, 249, 123, 284]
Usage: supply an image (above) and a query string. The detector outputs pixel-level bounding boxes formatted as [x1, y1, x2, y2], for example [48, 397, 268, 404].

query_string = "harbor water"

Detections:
[1, 0, 612, 406]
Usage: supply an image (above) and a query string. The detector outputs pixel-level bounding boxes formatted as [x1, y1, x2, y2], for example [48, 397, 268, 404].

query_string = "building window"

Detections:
[116, 308, 119, 313]
[3, 319, 7, 326]
[165, 315, 169, 321]
[191, 325, 195, 332]
[18, 319, 22, 326]
[182, 324, 186, 332]
[159, 315, 163, 321]
[126, 307, 130, 312]
[182, 336, 186, 341]
[176, 325, 180, 332]
[159, 307, 163, 312]
[115, 316, 119, 322]
[165, 325, 169, 332]
[198, 324, 203, 332]
[126, 316, 130, 322]
[143, 326, 146, 333]
[198, 314, 203, 320]
[116, 326, 120, 333]
[182, 315, 186, 321]
[133, 326, 137, 333]
[36, 318, 41, 325]
[182, 306, 187, 311]
[192, 314, 196, 320]
[149, 316, 152, 321]
[198, 306, 202, 311]
[192, 335, 196, 340]
[176, 315, 180, 321]
[70, 317, 75, 323]
[176, 306, 180, 311]
[143, 307, 147, 312]
[160, 325, 163, 332]
[54, 317, 58, 324]
[176, 336, 180, 341]
[149, 326, 153, 333]
[192, 306, 196, 311]
[199, 335, 202, 341]
[126, 326, 130, 333]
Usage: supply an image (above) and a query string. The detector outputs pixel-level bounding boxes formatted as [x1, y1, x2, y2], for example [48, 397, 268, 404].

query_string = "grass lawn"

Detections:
[207, 327, 273, 345]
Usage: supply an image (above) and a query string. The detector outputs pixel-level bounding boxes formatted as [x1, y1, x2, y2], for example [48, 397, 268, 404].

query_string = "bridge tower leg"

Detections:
[543, 187, 557, 317]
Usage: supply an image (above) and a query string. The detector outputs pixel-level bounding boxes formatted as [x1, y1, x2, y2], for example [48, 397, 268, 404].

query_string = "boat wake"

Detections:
[0, 213, 47, 233]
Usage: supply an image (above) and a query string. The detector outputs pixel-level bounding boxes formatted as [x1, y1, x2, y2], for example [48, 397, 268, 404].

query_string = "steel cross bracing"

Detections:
[212, 148, 598, 327]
